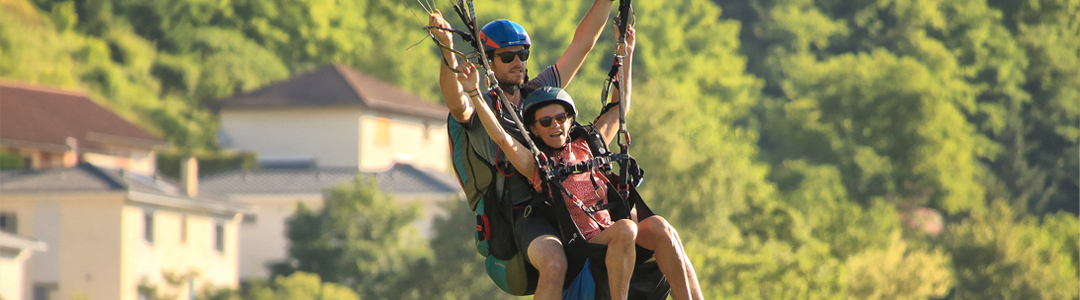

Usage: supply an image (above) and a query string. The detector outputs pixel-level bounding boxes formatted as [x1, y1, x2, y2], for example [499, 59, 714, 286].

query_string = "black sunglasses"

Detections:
[493, 49, 530, 63]
[534, 112, 569, 128]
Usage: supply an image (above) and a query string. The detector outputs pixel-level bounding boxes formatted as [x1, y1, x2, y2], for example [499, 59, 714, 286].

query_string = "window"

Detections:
[143, 210, 154, 243]
[33, 282, 57, 300]
[0, 212, 16, 233]
[214, 222, 225, 252]
[375, 117, 392, 146]
[180, 215, 188, 244]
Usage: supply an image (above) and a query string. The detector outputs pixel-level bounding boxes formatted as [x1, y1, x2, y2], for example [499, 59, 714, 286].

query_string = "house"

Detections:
[0, 163, 252, 300]
[0, 81, 251, 300]
[199, 163, 461, 280]
[0, 81, 166, 175]
[212, 64, 462, 282]
[0, 232, 46, 300]
[217, 63, 450, 173]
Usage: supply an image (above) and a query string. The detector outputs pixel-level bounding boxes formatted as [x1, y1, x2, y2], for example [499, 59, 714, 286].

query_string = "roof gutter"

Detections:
[128, 190, 254, 216]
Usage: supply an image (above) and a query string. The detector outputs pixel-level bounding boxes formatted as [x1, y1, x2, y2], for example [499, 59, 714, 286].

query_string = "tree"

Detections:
[0, 0, 80, 87]
[945, 200, 1079, 300]
[764, 50, 996, 213]
[716, 0, 1078, 217]
[276, 175, 432, 300]
[984, 0, 1080, 215]
[408, 200, 517, 300]
[244, 272, 360, 300]
[846, 231, 952, 300]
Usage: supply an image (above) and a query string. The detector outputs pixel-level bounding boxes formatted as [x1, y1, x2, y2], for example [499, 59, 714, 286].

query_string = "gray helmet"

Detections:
[522, 86, 578, 125]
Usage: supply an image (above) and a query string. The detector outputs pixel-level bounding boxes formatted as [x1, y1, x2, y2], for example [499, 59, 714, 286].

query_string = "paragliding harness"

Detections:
[447, 107, 539, 295]
[436, 0, 545, 295]
[532, 1, 669, 297]
[433, 0, 668, 298]
[532, 123, 668, 300]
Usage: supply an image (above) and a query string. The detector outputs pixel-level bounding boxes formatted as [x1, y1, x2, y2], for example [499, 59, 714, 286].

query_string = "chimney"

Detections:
[62, 137, 78, 167]
[181, 156, 198, 197]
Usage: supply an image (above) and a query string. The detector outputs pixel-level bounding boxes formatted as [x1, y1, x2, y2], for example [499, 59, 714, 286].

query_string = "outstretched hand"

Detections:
[428, 10, 453, 46]
[455, 62, 482, 94]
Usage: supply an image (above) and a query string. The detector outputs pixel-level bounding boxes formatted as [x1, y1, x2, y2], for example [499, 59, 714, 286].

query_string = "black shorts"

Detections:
[513, 202, 560, 266]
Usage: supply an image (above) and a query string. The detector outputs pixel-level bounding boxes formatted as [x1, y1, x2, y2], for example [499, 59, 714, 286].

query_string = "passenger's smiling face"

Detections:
[528, 103, 572, 148]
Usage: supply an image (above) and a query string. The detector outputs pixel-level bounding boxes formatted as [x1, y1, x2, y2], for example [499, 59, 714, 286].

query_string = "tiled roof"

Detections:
[0, 163, 126, 192]
[219, 64, 447, 120]
[199, 163, 461, 197]
[0, 81, 167, 153]
[0, 163, 250, 213]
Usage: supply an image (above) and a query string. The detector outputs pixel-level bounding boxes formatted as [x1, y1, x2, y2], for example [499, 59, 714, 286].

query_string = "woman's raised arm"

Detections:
[455, 62, 539, 179]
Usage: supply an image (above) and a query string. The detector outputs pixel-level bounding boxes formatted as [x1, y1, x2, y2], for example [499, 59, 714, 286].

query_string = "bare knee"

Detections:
[529, 235, 567, 274]
[610, 219, 638, 245]
[641, 216, 677, 241]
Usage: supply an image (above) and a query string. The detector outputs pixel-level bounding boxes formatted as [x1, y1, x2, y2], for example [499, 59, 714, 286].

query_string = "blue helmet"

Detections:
[479, 19, 531, 53]
[522, 87, 578, 124]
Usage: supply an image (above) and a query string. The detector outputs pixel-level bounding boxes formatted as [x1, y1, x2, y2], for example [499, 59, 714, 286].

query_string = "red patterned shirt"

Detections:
[532, 137, 614, 240]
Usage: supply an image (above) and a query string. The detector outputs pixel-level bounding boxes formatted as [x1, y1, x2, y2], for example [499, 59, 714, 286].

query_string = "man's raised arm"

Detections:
[430, 10, 474, 123]
[555, 0, 615, 88]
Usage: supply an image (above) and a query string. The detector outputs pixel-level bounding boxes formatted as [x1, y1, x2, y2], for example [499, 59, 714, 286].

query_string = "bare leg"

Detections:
[671, 225, 703, 300]
[528, 234, 567, 300]
[636, 216, 703, 300]
[588, 219, 637, 300]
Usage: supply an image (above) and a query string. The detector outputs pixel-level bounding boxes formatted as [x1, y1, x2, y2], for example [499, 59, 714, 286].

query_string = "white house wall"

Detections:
[60, 195, 126, 300]
[358, 112, 448, 173]
[3, 192, 242, 300]
[0, 246, 32, 300]
[232, 194, 324, 280]
[8, 194, 128, 300]
[219, 108, 361, 168]
[125, 205, 241, 300]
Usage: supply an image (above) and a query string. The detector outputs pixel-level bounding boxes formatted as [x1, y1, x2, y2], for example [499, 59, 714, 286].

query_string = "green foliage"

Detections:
[244, 272, 359, 300]
[722, 0, 1078, 218]
[988, 0, 1080, 215]
[4, 0, 1079, 298]
[136, 272, 241, 300]
[48, 1, 77, 32]
[0, 0, 80, 87]
[945, 201, 1080, 300]
[846, 231, 952, 300]
[408, 200, 518, 299]
[0, 151, 25, 170]
[187, 27, 290, 108]
[156, 150, 258, 180]
[772, 160, 903, 259]
[196, 284, 239, 300]
[277, 175, 431, 300]
[768, 51, 996, 213]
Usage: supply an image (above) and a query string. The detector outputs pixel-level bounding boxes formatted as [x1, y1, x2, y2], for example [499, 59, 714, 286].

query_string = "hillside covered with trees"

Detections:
[1, 0, 1077, 298]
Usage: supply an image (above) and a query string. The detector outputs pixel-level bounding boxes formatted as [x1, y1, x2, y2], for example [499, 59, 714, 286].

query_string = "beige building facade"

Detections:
[0, 166, 250, 300]
[217, 64, 450, 173]
[211, 64, 460, 281]
[1, 81, 250, 300]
